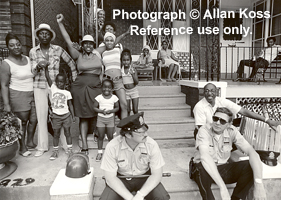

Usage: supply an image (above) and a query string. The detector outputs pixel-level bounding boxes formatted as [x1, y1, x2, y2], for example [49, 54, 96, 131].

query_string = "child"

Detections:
[121, 49, 139, 115]
[45, 66, 75, 160]
[93, 79, 119, 161]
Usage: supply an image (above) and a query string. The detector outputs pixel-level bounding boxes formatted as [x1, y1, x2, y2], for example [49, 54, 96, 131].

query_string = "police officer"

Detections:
[100, 112, 170, 200]
[193, 107, 266, 200]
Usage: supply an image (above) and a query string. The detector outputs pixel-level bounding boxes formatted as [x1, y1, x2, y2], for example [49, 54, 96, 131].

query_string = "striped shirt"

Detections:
[29, 44, 77, 89]
[102, 47, 121, 71]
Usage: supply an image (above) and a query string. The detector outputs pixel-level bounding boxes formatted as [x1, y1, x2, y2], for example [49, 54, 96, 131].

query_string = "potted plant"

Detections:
[0, 112, 21, 180]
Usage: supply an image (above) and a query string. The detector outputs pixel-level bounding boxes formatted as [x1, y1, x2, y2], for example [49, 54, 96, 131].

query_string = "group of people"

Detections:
[191, 82, 281, 200]
[0, 12, 143, 162]
[2, 8, 280, 200]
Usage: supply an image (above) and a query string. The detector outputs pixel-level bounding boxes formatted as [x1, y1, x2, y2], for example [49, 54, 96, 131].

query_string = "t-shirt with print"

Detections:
[50, 84, 72, 115]
[95, 94, 119, 118]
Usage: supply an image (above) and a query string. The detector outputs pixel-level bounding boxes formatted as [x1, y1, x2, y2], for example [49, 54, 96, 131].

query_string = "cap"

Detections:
[35, 23, 56, 41]
[117, 112, 148, 131]
[65, 153, 91, 178]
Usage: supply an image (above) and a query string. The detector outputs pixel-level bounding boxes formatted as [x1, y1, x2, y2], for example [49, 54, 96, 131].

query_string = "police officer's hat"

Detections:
[117, 112, 148, 131]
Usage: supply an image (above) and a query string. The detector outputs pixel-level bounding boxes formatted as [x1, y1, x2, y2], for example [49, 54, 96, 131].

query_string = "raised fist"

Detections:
[56, 14, 64, 23]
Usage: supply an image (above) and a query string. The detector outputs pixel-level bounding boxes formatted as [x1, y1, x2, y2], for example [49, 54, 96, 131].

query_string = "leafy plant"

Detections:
[0, 113, 21, 146]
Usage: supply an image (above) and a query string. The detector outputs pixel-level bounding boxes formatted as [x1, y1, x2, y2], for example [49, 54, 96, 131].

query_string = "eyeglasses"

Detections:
[212, 116, 228, 125]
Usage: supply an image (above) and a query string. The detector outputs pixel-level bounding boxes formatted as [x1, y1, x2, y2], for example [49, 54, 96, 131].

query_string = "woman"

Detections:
[0, 33, 37, 156]
[57, 14, 127, 154]
[134, 45, 154, 68]
[93, 8, 105, 46]
[157, 40, 180, 82]
[102, 32, 130, 119]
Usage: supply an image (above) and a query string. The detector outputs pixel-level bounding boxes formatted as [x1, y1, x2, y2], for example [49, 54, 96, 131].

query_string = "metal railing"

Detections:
[220, 46, 281, 80]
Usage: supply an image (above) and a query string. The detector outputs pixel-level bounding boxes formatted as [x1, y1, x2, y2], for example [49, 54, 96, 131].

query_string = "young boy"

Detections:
[45, 65, 75, 160]
[93, 79, 119, 161]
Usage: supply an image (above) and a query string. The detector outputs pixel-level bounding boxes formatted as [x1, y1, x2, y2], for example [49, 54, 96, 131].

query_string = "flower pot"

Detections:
[0, 139, 18, 180]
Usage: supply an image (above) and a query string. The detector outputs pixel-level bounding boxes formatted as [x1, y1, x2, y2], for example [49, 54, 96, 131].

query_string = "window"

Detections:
[252, 0, 281, 48]
[144, 0, 188, 51]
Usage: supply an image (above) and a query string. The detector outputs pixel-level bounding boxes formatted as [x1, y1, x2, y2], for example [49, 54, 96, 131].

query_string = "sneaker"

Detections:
[80, 148, 89, 155]
[66, 148, 73, 157]
[50, 150, 59, 160]
[96, 153, 103, 162]
[34, 150, 46, 157]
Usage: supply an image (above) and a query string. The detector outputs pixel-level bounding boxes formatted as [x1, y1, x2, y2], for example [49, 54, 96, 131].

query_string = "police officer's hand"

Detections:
[253, 182, 267, 200]
[220, 187, 230, 200]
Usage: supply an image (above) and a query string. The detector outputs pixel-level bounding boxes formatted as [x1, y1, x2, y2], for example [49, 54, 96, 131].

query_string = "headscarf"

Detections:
[104, 32, 116, 42]
[142, 45, 151, 57]
[142, 45, 151, 53]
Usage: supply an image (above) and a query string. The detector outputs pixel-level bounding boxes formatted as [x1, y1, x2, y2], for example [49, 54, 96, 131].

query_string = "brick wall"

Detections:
[0, 0, 12, 48]
[104, 0, 143, 55]
[9, 0, 32, 55]
[34, 0, 79, 50]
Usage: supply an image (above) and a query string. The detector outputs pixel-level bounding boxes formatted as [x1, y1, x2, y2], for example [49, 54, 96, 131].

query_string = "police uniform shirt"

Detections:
[101, 135, 165, 176]
[193, 124, 249, 165]
[193, 97, 241, 126]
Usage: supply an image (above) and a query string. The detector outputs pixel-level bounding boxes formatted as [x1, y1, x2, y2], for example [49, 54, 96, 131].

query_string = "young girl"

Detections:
[93, 79, 119, 161]
[121, 49, 139, 116]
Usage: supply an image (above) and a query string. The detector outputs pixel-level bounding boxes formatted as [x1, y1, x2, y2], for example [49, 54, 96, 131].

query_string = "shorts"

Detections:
[113, 78, 125, 91]
[51, 113, 72, 130]
[125, 87, 139, 100]
[9, 89, 35, 112]
[97, 116, 115, 128]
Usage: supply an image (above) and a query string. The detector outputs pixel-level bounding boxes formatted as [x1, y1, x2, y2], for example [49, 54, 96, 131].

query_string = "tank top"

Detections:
[76, 50, 102, 74]
[4, 56, 34, 91]
[102, 48, 121, 71]
[121, 66, 134, 85]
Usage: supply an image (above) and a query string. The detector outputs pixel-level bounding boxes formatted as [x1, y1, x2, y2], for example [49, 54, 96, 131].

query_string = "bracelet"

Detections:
[137, 191, 145, 198]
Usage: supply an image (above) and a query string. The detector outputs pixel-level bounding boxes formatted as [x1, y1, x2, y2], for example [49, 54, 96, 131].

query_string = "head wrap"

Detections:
[142, 45, 151, 52]
[104, 32, 116, 42]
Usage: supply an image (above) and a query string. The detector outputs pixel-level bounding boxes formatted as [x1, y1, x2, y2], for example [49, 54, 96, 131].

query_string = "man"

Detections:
[30, 23, 77, 157]
[100, 112, 170, 200]
[193, 82, 278, 138]
[236, 36, 280, 81]
[193, 107, 266, 200]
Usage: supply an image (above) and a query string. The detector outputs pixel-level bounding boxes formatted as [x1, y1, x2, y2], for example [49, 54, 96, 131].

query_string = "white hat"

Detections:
[104, 32, 116, 42]
[81, 35, 95, 44]
[35, 23, 56, 41]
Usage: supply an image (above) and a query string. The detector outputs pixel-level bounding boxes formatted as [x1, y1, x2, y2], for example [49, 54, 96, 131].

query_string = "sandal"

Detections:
[19, 150, 32, 157]
[80, 148, 89, 155]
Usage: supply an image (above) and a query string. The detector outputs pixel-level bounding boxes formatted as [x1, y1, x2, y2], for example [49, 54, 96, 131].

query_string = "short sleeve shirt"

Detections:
[95, 94, 119, 118]
[50, 84, 72, 115]
[194, 124, 249, 164]
[193, 97, 241, 126]
[100, 135, 165, 176]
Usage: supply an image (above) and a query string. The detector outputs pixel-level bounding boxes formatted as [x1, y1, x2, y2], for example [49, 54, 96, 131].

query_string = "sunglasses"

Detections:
[212, 116, 228, 125]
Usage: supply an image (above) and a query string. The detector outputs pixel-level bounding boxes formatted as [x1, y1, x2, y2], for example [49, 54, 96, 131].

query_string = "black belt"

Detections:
[103, 74, 122, 81]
